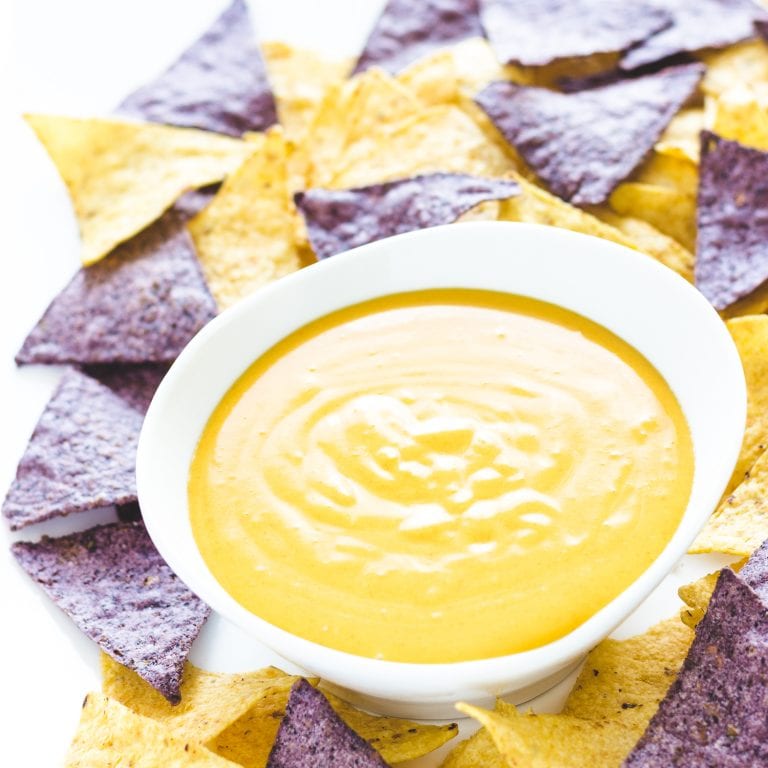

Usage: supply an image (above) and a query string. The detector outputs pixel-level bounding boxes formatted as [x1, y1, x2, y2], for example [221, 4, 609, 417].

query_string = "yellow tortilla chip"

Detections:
[398, 50, 460, 106]
[609, 182, 696, 251]
[188, 128, 301, 310]
[679, 571, 721, 627]
[633, 152, 698, 198]
[457, 617, 692, 767]
[592, 208, 695, 282]
[450, 37, 514, 93]
[329, 105, 515, 188]
[655, 108, 708, 163]
[322, 688, 458, 763]
[66, 692, 237, 767]
[262, 41, 351, 142]
[701, 39, 768, 98]
[25, 114, 249, 266]
[500, 176, 637, 249]
[210, 683, 456, 767]
[723, 316, 768, 491]
[693, 444, 768, 555]
[711, 88, 768, 151]
[441, 727, 506, 768]
[101, 653, 293, 745]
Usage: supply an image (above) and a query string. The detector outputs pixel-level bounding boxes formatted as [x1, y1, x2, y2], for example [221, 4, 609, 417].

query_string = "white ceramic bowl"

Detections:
[137, 221, 745, 719]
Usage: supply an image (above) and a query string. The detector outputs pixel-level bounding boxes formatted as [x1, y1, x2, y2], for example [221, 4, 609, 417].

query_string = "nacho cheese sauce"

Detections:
[189, 290, 694, 662]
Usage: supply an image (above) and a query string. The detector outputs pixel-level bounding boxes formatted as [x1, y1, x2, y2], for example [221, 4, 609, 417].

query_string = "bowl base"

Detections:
[321, 656, 585, 720]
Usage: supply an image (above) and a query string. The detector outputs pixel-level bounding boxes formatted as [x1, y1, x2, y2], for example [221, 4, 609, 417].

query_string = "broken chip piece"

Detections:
[295, 173, 519, 260]
[621, 0, 768, 71]
[2, 369, 143, 530]
[12, 522, 210, 703]
[625, 567, 768, 765]
[266, 680, 388, 767]
[353, 0, 483, 75]
[16, 211, 216, 365]
[65, 692, 237, 767]
[117, 0, 277, 136]
[475, 63, 703, 205]
[479, 0, 671, 68]
[695, 132, 768, 311]
[24, 113, 249, 265]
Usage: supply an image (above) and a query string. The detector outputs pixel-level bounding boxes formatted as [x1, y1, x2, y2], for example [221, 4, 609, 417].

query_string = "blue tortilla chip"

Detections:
[741, 538, 768, 599]
[16, 211, 217, 366]
[353, 0, 483, 75]
[621, 0, 767, 71]
[624, 568, 768, 766]
[2, 369, 143, 530]
[12, 522, 210, 704]
[117, 0, 277, 136]
[266, 680, 388, 767]
[475, 63, 703, 205]
[83, 363, 170, 414]
[479, 0, 671, 67]
[295, 173, 520, 260]
[695, 132, 768, 311]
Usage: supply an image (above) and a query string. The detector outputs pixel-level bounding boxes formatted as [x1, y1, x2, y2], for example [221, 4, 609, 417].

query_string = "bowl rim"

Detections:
[137, 220, 746, 701]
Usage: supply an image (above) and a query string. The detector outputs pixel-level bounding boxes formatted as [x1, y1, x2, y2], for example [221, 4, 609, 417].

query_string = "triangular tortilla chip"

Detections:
[621, 0, 767, 71]
[711, 89, 768, 151]
[17, 211, 216, 365]
[625, 568, 768, 765]
[475, 63, 703, 205]
[679, 571, 722, 627]
[2, 369, 143, 529]
[480, 0, 670, 67]
[117, 0, 277, 136]
[458, 616, 693, 767]
[12, 522, 210, 703]
[295, 173, 519, 259]
[65, 693, 236, 767]
[24, 114, 249, 265]
[189, 128, 300, 309]
[701, 39, 768, 98]
[102, 654, 296, 745]
[266, 680, 388, 767]
[353, 0, 483, 75]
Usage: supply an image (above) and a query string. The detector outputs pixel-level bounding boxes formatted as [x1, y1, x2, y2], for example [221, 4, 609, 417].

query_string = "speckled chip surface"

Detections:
[695, 132, 768, 311]
[475, 63, 703, 205]
[295, 173, 520, 260]
[16, 211, 217, 365]
[2, 369, 144, 530]
[12, 522, 210, 704]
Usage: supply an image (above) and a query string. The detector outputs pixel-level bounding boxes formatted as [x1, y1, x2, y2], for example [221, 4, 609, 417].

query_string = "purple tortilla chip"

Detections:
[82, 363, 170, 415]
[479, 0, 671, 67]
[738, 537, 768, 601]
[116, 0, 277, 136]
[353, 0, 483, 75]
[624, 568, 768, 766]
[475, 63, 703, 205]
[266, 680, 388, 768]
[16, 211, 217, 366]
[11, 522, 210, 704]
[116, 502, 143, 523]
[2, 369, 143, 530]
[621, 0, 767, 71]
[295, 173, 520, 260]
[695, 132, 768, 311]
[759, 18, 768, 40]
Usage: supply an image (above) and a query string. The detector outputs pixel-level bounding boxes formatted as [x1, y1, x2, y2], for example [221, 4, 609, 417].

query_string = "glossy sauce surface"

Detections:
[189, 290, 694, 662]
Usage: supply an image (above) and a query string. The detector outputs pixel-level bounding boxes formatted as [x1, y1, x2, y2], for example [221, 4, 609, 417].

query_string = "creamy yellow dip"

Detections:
[189, 290, 693, 662]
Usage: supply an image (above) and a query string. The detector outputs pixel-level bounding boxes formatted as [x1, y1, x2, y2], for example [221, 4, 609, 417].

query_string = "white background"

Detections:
[2, 1, 734, 764]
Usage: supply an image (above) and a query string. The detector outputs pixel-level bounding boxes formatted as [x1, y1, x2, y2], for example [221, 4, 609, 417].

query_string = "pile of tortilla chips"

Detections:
[8, 0, 768, 763]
